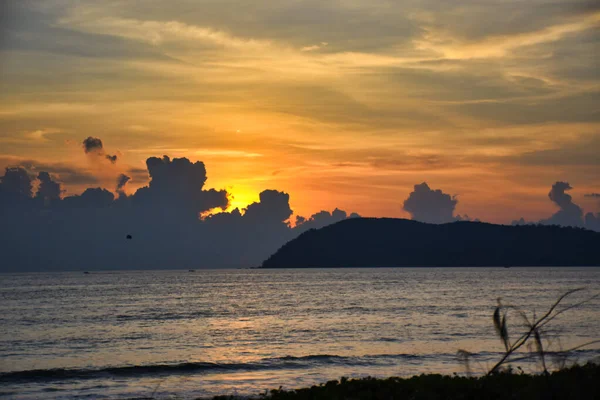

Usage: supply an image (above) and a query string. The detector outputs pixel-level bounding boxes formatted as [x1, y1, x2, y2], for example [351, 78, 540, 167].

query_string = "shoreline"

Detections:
[187, 363, 599, 400]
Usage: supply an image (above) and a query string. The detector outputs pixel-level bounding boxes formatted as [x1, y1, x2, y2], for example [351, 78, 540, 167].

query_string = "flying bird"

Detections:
[126, 234, 132, 239]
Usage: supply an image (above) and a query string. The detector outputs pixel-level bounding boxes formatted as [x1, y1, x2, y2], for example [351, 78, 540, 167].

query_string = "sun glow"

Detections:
[227, 188, 259, 212]
[199, 187, 260, 220]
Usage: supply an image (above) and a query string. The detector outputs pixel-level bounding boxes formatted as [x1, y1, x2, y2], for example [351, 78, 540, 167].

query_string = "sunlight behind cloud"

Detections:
[0, 0, 598, 223]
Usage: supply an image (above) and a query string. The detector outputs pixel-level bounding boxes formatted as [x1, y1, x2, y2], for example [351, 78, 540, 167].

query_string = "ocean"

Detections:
[1, 267, 599, 399]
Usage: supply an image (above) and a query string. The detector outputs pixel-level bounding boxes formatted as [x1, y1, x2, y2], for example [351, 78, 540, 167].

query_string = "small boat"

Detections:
[188, 269, 195, 272]
[83, 271, 90, 274]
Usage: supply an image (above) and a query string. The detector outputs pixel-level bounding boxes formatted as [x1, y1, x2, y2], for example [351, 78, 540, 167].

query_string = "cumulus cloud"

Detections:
[584, 212, 600, 231]
[0, 167, 33, 203]
[133, 155, 228, 219]
[243, 190, 293, 224]
[295, 208, 360, 232]
[61, 187, 115, 208]
[540, 181, 584, 227]
[511, 217, 530, 226]
[0, 157, 100, 186]
[36, 172, 62, 202]
[403, 182, 458, 224]
[512, 181, 598, 231]
[583, 191, 600, 231]
[456, 214, 479, 222]
[0, 154, 358, 271]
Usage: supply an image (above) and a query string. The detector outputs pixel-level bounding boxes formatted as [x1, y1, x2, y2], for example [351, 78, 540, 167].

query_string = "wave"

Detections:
[0, 353, 441, 383]
[2, 349, 598, 383]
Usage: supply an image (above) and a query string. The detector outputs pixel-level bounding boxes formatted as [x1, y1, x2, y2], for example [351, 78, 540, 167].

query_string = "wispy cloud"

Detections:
[1, 0, 599, 223]
[414, 12, 600, 59]
[60, 15, 272, 50]
[301, 42, 328, 52]
[194, 149, 263, 158]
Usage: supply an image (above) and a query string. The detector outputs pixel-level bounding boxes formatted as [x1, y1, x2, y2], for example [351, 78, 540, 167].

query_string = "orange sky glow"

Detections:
[0, 1, 598, 224]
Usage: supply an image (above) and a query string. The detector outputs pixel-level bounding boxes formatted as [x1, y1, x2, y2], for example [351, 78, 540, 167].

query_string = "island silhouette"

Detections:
[261, 218, 600, 268]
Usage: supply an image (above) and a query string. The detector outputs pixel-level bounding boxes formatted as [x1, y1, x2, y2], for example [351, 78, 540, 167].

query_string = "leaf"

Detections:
[501, 313, 509, 351]
[493, 306, 502, 337]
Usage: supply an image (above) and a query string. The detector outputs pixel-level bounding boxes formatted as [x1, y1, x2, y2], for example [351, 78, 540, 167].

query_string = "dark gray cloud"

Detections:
[61, 187, 115, 208]
[0, 167, 33, 203]
[82, 136, 118, 163]
[403, 182, 458, 224]
[585, 212, 600, 231]
[540, 181, 584, 227]
[82, 136, 103, 153]
[295, 208, 361, 233]
[513, 182, 598, 231]
[511, 217, 529, 226]
[36, 171, 62, 202]
[0, 157, 100, 186]
[116, 173, 131, 191]
[583, 192, 600, 231]
[132, 155, 228, 218]
[243, 190, 293, 224]
[0, 152, 357, 271]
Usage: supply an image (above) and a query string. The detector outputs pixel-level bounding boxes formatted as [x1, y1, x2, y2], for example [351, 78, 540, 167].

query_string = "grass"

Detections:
[207, 362, 600, 399]
[480, 288, 600, 376]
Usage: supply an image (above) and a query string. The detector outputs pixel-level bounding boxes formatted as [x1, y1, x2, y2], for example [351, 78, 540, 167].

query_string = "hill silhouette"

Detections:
[260, 218, 600, 268]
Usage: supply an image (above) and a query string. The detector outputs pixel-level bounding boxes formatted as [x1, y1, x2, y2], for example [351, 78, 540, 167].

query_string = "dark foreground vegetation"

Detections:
[208, 363, 599, 400]
[261, 218, 600, 268]
[203, 289, 600, 400]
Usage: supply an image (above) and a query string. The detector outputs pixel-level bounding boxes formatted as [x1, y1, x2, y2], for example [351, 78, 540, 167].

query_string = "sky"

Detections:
[1, 0, 599, 224]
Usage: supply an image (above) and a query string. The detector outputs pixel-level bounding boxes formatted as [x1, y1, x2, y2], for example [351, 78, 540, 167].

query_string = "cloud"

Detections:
[301, 42, 328, 52]
[62, 15, 272, 50]
[585, 212, 600, 231]
[82, 136, 118, 164]
[512, 217, 529, 226]
[116, 173, 131, 191]
[132, 155, 228, 218]
[0, 157, 100, 186]
[512, 181, 597, 231]
[415, 13, 600, 59]
[0, 154, 359, 271]
[403, 182, 458, 224]
[61, 187, 115, 208]
[295, 208, 360, 232]
[0, 167, 33, 203]
[82, 136, 103, 153]
[36, 172, 62, 202]
[540, 181, 584, 227]
[201, 191, 357, 265]
[243, 189, 293, 224]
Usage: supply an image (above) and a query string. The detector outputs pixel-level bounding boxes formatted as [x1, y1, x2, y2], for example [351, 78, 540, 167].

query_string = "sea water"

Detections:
[1, 267, 599, 399]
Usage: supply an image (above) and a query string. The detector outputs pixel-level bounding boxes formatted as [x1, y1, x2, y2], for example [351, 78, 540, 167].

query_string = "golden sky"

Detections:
[0, 0, 599, 223]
